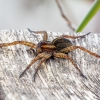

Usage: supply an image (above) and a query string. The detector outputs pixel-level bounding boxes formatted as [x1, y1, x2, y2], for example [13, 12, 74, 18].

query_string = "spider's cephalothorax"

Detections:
[0, 30, 100, 81]
[36, 41, 53, 54]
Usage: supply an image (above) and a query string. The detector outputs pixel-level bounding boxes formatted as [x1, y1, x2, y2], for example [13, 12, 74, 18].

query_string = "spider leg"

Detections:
[60, 46, 100, 58]
[33, 53, 51, 82]
[33, 31, 48, 42]
[53, 52, 87, 79]
[27, 28, 48, 41]
[0, 41, 36, 49]
[62, 32, 91, 39]
[19, 52, 47, 78]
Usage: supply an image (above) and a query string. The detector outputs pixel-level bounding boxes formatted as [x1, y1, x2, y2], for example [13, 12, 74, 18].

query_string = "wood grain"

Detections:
[0, 29, 100, 100]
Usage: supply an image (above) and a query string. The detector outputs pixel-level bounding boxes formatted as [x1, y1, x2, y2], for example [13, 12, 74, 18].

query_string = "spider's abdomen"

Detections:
[52, 37, 72, 51]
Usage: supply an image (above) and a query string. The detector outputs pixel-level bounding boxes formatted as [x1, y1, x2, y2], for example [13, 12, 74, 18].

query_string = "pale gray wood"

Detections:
[0, 29, 100, 100]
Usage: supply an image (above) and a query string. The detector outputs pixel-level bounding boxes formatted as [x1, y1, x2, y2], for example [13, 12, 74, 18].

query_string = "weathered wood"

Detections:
[0, 29, 100, 100]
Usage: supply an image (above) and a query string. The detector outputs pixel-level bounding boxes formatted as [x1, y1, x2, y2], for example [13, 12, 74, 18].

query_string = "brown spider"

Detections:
[0, 29, 100, 81]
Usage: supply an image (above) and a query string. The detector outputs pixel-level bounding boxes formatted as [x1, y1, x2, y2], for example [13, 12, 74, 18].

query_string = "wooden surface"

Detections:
[0, 29, 100, 100]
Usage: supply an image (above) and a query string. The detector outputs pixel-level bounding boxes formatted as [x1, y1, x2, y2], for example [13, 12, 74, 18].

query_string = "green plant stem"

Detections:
[76, 0, 100, 32]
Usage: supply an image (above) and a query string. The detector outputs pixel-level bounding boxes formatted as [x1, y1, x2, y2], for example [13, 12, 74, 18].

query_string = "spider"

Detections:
[0, 29, 100, 82]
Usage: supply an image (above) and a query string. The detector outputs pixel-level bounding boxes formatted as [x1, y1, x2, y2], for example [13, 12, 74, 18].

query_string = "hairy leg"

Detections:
[33, 53, 51, 81]
[60, 46, 100, 58]
[27, 28, 48, 42]
[62, 32, 91, 39]
[19, 52, 47, 78]
[53, 52, 87, 79]
[0, 41, 36, 49]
